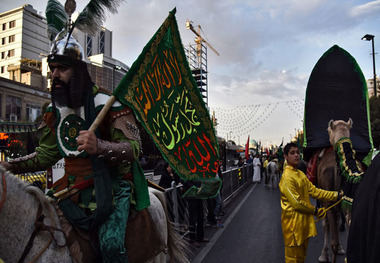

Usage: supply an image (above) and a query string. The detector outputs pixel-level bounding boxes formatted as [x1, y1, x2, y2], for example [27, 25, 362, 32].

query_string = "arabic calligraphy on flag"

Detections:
[114, 8, 220, 185]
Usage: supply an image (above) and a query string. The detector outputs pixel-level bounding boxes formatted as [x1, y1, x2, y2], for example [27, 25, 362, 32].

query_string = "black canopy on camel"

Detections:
[303, 45, 373, 166]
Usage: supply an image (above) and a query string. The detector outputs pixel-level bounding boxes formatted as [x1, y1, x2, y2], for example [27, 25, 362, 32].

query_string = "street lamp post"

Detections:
[362, 34, 377, 97]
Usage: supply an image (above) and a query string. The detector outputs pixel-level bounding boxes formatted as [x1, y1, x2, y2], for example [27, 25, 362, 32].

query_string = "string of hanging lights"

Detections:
[211, 99, 304, 145]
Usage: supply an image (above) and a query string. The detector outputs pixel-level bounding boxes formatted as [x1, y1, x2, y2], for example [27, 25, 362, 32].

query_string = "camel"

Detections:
[313, 146, 346, 263]
[326, 118, 380, 262]
[327, 118, 363, 210]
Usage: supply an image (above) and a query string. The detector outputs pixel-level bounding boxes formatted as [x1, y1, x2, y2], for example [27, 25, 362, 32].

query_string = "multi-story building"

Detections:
[0, 4, 48, 86]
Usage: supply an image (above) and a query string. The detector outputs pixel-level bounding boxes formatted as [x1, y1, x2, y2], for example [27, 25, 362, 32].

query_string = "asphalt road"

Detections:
[190, 180, 348, 263]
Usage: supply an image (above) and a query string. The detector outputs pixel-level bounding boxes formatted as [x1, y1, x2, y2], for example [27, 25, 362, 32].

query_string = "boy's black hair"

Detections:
[284, 142, 299, 155]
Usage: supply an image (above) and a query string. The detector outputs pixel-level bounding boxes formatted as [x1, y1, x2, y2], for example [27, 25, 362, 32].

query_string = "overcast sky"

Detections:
[2, 0, 380, 147]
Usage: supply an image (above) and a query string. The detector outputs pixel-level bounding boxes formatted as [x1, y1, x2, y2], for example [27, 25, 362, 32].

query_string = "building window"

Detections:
[8, 49, 14, 57]
[6, 95, 21, 122]
[1, 38, 5, 45]
[100, 31, 105, 54]
[86, 35, 92, 57]
[1, 52, 5, 59]
[1, 66, 4, 74]
[2, 23, 6, 31]
[8, 35, 15, 43]
[9, 20, 15, 29]
[26, 104, 41, 122]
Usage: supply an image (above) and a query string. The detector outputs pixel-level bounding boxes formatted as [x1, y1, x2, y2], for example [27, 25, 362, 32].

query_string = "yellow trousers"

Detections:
[284, 239, 309, 263]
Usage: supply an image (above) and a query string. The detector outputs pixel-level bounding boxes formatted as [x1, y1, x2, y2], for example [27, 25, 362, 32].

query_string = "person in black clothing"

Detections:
[158, 162, 181, 189]
[238, 156, 244, 167]
[182, 180, 210, 248]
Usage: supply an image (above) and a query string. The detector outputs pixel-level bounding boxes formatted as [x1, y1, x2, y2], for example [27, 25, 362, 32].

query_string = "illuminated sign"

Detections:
[0, 133, 8, 140]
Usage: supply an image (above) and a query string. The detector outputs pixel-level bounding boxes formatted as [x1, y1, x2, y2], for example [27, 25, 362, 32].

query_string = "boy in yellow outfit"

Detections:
[279, 142, 341, 263]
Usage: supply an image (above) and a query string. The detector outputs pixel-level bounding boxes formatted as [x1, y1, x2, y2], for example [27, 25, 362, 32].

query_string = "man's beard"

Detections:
[51, 79, 72, 107]
[51, 79, 84, 108]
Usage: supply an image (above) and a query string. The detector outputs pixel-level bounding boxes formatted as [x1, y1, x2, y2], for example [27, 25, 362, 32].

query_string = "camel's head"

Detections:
[327, 118, 353, 146]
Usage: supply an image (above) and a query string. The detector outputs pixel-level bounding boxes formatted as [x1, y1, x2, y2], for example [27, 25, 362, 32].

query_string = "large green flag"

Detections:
[114, 8, 221, 197]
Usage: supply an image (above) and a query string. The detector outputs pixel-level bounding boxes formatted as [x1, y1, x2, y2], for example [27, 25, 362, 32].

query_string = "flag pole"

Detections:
[88, 95, 116, 132]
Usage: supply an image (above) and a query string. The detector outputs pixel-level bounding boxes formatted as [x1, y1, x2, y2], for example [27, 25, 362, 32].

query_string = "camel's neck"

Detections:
[334, 137, 363, 184]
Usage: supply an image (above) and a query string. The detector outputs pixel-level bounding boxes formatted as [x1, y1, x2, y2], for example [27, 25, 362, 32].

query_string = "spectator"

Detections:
[158, 162, 180, 189]
[252, 154, 261, 183]
[182, 180, 210, 248]
[238, 157, 244, 167]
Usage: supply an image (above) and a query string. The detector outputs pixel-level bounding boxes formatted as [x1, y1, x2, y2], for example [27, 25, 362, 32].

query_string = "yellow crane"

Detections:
[185, 19, 219, 106]
[186, 19, 220, 57]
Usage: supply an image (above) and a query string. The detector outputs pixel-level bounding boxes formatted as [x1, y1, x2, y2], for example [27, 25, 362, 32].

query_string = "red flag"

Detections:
[245, 135, 250, 160]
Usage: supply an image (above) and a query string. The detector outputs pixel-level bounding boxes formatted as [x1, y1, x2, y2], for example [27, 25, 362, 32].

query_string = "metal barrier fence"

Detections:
[15, 171, 47, 189]
[161, 164, 253, 235]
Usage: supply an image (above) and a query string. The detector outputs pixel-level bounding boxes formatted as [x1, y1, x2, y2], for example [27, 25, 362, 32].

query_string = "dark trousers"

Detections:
[206, 198, 217, 224]
[188, 199, 204, 241]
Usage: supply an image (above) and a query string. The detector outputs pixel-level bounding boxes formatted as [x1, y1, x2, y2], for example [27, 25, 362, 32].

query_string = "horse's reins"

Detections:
[0, 178, 67, 263]
[18, 199, 68, 263]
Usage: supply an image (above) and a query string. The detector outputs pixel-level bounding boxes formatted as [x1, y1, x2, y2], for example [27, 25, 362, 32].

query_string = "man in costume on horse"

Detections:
[279, 142, 342, 263]
[0, 32, 149, 263]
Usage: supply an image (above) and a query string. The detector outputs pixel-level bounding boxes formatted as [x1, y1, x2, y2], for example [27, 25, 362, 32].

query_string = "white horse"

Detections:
[267, 160, 279, 189]
[0, 166, 189, 263]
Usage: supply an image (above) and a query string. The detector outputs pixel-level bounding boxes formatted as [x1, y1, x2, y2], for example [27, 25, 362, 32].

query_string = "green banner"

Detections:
[114, 8, 221, 193]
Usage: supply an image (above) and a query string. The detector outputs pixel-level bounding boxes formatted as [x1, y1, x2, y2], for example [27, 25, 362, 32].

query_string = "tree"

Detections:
[5, 135, 27, 159]
[370, 96, 380, 149]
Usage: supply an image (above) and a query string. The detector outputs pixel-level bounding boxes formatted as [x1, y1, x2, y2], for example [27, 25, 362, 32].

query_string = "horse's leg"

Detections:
[319, 217, 332, 263]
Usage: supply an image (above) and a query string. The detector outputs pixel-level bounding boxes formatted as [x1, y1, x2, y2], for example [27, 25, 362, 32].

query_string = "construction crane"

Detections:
[186, 19, 220, 56]
[185, 19, 219, 106]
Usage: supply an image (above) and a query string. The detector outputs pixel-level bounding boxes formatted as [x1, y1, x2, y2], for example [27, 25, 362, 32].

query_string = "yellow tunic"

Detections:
[279, 165, 338, 246]
[263, 159, 269, 169]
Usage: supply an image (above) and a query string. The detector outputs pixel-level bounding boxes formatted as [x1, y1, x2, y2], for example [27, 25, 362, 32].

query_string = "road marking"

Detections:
[192, 183, 258, 263]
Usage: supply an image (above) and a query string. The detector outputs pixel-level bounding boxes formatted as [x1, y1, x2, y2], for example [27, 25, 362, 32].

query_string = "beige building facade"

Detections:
[0, 76, 50, 123]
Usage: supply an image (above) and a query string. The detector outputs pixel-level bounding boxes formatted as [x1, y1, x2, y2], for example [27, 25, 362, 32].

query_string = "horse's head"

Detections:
[327, 118, 353, 146]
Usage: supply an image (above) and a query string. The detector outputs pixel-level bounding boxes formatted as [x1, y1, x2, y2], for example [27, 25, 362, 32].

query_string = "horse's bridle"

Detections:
[17, 196, 67, 263]
[0, 173, 67, 263]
